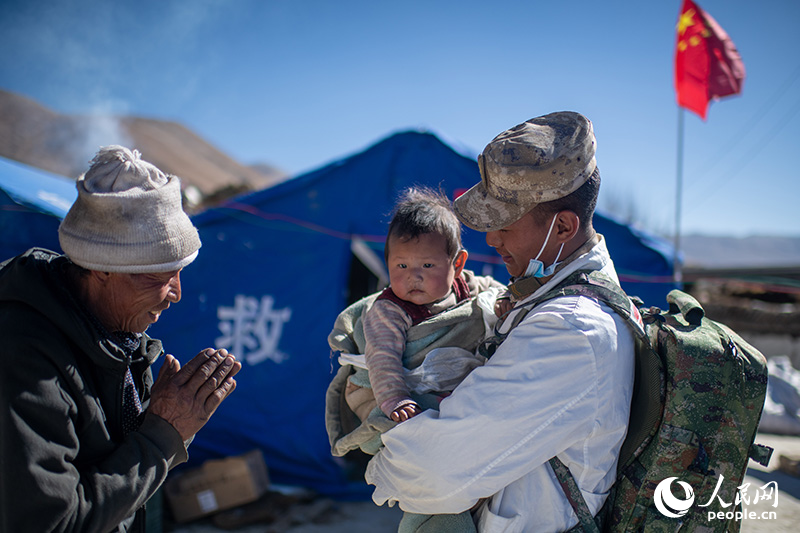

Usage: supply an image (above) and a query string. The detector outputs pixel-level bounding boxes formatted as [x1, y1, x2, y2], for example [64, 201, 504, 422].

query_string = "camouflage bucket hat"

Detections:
[454, 111, 597, 232]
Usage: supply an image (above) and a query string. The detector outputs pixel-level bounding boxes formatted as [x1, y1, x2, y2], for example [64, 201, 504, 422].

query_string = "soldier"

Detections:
[365, 112, 635, 532]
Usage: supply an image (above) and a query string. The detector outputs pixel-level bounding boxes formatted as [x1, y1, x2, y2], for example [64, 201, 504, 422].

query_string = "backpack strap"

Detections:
[548, 270, 647, 341]
[479, 270, 646, 359]
[750, 443, 774, 467]
[549, 456, 602, 533]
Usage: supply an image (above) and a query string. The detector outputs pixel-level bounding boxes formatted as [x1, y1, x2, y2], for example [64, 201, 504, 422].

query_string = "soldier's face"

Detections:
[485, 212, 551, 278]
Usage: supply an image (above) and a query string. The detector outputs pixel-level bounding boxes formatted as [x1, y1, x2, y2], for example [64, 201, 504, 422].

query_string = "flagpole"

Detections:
[674, 107, 684, 285]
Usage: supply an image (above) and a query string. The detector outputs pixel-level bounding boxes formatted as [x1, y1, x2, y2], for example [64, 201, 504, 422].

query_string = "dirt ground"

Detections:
[739, 433, 800, 533]
[166, 499, 402, 533]
[168, 433, 800, 533]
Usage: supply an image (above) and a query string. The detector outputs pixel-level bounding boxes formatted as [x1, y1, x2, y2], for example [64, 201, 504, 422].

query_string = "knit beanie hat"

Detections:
[58, 146, 201, 273]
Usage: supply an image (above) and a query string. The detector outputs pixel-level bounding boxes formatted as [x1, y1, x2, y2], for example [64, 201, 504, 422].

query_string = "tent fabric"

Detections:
[0, 156, 76, 261]
[0, 134, 678, 498]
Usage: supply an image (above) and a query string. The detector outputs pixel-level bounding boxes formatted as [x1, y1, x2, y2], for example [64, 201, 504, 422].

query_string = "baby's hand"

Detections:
[391, 401, 421, 423]
[494, 297, 513, 317]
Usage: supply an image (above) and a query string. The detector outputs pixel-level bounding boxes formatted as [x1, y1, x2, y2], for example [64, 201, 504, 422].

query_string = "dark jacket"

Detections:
[0, 249, 188, 533]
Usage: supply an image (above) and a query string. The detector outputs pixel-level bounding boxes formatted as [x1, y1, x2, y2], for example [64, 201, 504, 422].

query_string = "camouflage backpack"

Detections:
[488, 270, 773, 532]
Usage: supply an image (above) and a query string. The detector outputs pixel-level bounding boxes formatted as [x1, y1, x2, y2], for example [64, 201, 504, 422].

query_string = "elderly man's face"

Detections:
[102, 270, 182, 333]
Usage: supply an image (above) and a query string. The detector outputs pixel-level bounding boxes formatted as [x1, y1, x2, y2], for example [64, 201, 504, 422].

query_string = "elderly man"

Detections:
[0, 146, 242, 532]
[365, 112, 635, 532]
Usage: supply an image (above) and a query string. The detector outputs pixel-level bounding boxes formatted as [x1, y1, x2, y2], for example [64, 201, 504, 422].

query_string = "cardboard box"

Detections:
[164, 449, 270, 523]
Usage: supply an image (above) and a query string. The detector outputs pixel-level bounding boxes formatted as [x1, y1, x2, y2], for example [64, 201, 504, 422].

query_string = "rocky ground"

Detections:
[166, 433, 800, 533]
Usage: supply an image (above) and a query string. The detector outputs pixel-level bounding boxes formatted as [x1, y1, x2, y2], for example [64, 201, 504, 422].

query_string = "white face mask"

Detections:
[523, 214, 565, 278]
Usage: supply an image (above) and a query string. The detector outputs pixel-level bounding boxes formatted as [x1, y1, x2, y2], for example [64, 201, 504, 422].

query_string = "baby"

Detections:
[362, 187, 503, 423]
[328, 187, 505, 532]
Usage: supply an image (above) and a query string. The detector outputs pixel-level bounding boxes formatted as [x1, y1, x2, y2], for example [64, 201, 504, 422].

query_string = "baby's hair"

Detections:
[384, 187, 463, 262]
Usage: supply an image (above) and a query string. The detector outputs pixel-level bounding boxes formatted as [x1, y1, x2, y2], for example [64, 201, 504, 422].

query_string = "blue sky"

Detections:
[1, 0, 798, 238]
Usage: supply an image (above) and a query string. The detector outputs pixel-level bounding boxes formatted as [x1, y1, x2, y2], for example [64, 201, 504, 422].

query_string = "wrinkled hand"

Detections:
[148, 348, 242, 441]
[390, 401, 421, 423]
[494, 297, 513, 318]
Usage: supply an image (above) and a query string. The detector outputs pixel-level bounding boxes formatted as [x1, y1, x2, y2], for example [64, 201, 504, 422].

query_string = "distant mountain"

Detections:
[249, 162, 286, 178]
[0, 89, 288, 208]
[681, 234, 800, 268]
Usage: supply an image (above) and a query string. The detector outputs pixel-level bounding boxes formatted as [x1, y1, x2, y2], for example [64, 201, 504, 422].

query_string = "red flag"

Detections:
[674, 0, 745, 119]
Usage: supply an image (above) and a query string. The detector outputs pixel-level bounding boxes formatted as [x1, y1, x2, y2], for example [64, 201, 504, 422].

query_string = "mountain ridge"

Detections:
[0, 89, 287, 207]
[680, 234, 800, 269]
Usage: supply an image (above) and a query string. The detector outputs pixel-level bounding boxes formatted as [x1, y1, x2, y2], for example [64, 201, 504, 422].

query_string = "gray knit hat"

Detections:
[454, 111, 597, 232]
[58, 146, 201, 273]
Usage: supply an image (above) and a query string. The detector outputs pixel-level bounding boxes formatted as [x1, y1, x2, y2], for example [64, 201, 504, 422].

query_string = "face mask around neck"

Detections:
[523, 214, 565, 279]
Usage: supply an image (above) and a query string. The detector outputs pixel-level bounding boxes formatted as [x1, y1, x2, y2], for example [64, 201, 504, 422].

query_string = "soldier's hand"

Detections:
[148, 348, 242, 441]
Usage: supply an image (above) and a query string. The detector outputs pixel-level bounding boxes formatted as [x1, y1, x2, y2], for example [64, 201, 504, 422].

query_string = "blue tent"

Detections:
[0, 156, 76, 261]
[148, 130, 678, 497]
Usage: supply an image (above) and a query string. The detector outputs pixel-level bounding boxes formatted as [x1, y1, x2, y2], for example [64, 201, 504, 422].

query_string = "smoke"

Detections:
[1, 0, 227, 172]
[70, 112, 135, 175]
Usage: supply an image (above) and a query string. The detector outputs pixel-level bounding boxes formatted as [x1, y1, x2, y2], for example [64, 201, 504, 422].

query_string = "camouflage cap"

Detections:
[454, 111, 597, 232]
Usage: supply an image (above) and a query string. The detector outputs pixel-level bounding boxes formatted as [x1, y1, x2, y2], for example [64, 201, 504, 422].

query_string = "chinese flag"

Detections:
[674, 0, 745, 119]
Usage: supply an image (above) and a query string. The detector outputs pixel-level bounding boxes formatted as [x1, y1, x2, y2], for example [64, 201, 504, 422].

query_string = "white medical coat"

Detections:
[365, 237, 635, 532]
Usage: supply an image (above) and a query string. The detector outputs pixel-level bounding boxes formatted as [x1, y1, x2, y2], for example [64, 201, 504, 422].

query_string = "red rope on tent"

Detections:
[219, 201, 385, 243]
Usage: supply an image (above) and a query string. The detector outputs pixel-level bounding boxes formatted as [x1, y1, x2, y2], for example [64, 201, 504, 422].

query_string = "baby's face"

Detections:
[386, 233, 457, 306]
